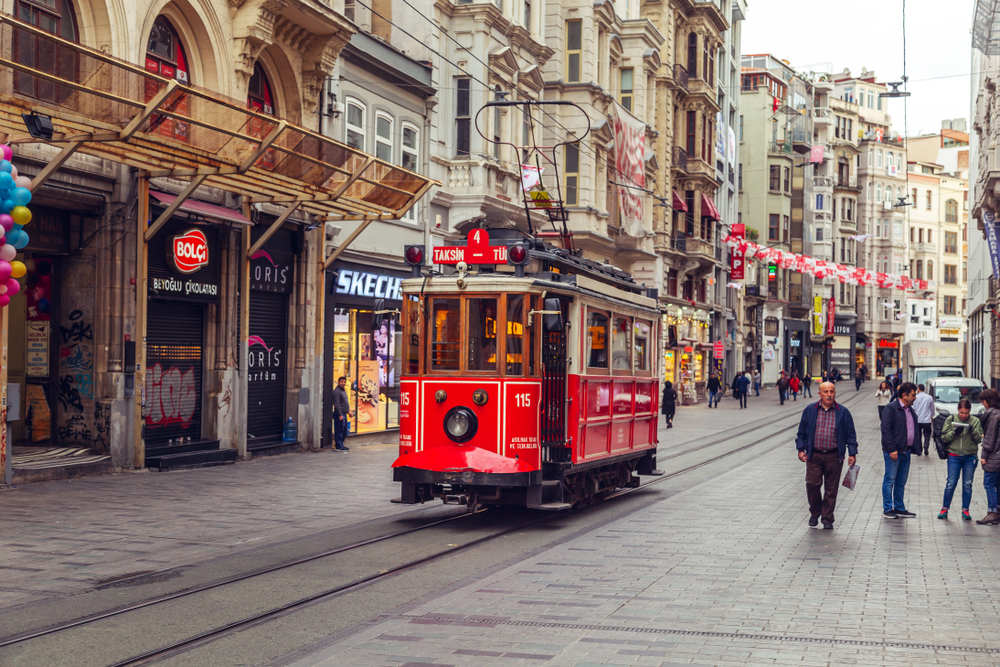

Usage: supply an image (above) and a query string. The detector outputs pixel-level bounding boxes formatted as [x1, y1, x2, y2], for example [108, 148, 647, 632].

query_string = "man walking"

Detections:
[333, 376, 352, 451]
[777, 371, 789, 405]
[795, 382, 858, 529]
[802, 374, 813, 398]
[881, 382, 919, 518]
[735, 371, 751, 409]
[753, 369, 761, 396]
[707, 373, 722, 408]
[912, 384, 935, 456]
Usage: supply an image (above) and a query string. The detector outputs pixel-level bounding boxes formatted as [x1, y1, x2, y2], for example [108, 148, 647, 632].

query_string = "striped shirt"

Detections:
[814, 404, 838, 452]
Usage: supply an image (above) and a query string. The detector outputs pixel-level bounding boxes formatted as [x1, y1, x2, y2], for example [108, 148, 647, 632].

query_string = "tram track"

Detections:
[0, 390, 867, 667]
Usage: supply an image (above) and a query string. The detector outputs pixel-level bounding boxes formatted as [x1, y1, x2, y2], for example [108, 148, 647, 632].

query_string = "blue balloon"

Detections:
[38, 297, 50, 314]
[11, 230, 27, 250]
[13, 224, 22, 231]
[6, 229, 21, 247]
[0, 173, 14, 190]
[2, 200, 14, 213]
[11, 187, 30, 207]
[0, 161, 11, 174]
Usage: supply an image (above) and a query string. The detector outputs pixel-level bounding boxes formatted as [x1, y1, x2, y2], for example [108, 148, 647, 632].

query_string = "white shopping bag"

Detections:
[842, 465, 859, 491]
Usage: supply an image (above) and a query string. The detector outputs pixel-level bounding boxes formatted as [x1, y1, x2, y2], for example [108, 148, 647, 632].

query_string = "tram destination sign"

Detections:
[433, 229, 508, 265]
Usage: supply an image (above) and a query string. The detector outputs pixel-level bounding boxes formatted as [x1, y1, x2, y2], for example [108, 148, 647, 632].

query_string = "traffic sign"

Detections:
[432, 229, 508, 265]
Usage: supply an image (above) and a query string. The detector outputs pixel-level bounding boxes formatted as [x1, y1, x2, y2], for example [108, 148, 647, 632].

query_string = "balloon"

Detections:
[0, 296, 10, 308]
[9, 260, 24, 279]
[10, 165, 17, 180]
[5, 230, 20, 247]
[0, 173, 14, 190]
[0, 244, 16, 262]
[0, 261, 11, 282]
[12, 231, 28, 250]
[14, 176, 31, 190]
[2, 200, 12, 214]
[11, 187, 30, 207]
[0, 285, 7, 295]
[4, 278, 18, 297]
[38, 297, 50, 313]
[10, 206, 30, 226]
[0, 215, 10, 232]
[0, 145, 12, 162]
[0, 161, 11, 174]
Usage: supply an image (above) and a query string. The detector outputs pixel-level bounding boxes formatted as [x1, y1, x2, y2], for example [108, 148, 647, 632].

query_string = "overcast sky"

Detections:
[741, 0, 974, 137]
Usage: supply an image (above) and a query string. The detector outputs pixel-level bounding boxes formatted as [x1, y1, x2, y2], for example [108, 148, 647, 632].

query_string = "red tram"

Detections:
[392, 231, 662, 510]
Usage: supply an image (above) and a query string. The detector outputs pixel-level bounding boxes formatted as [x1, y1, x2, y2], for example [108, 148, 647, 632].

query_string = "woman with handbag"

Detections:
[661, 381, 678, 429]
[938, 399, 983, 521]
[876, 381, 893, 420]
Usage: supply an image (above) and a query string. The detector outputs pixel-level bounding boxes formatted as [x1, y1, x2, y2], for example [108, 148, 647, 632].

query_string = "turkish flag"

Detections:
[773, 96, 780, 112]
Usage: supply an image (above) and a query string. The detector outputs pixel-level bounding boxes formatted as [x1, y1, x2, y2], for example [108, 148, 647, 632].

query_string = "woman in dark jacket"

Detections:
[661, 381, 678, 429]
[977, 388, 1000, 524]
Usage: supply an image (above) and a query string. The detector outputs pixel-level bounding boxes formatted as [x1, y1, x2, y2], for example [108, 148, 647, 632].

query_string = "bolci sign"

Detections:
[169, 229, 209, 274]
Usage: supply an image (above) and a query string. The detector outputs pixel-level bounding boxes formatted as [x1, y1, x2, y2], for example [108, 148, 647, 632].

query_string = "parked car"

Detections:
[928, 377, 987, 419]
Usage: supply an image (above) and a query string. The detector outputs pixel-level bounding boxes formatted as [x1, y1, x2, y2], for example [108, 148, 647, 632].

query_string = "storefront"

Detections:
[783, 321, 809, 377]
[144, 215, 221, 446]
[855, 337, 867, 376]
[662, 309, 709, 404]
[829, 321, 856, 379]
[323, 261, 408, 445]
[876, 338, 900, 376]
[247, 226, 295, 448]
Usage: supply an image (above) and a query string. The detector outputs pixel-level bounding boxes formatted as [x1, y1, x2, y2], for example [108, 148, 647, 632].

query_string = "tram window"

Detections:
[468, 298, 498, 371]
[404, 295, 420, 374]
[612, 316, 631, 371]
[505, 294, 525, 375]
[586, 310, 609, 369]
[634, 320, 651, 372]
[430, 298, 461, 370]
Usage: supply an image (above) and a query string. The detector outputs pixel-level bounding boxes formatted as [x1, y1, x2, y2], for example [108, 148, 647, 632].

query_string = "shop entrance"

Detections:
[144, 302, 205, 444]
[247, 291, 288, 443]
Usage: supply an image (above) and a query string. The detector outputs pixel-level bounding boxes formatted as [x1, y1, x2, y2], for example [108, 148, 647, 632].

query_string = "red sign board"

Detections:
[432, 229, 508, 265]
[878, 339, 899, 349]
[713, 341, 724, 359]
[826, 298, 835, 336]
[169, 228, 209, 274]
[730, 223, 745, 280]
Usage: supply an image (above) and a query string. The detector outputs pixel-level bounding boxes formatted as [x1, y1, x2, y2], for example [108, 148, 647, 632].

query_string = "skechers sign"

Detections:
[333, 268, 404, 302]
[169, 229, 209, 274]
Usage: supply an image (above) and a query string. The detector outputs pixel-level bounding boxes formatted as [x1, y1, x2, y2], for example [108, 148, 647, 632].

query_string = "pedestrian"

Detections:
[753, 369, 761, 396]
[855, 368, 863, 391]
[731, 372, 742, 401]
[795, 382, 858, 530]
[862, 363, 869, 382]
[736, 371, 751, 409]
[977, 388, 1000, 524]
[777, 372, 789, 405]
[880, 381, 919, 519]
[707, 373, 722, 408]
[332, 376, 352, 451]
[938, 399, 983, 521]
[821, 370, 828, 383]
[789, 373, 800, 401]
[802, 374, 813, 398]
[875, 381, 892, 420]
[661, 381, 678, 428]
[912, 384, 935, 456]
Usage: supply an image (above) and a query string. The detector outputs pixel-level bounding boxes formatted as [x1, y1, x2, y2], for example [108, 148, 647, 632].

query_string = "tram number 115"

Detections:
[515, 393, 532, 408]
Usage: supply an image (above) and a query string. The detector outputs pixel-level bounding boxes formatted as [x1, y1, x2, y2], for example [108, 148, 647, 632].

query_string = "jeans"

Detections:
[738, 391, 747, 408]
[984, 470, 1000, 512]
[708, 390, 718, 407]
[803, 385, 812, 397]
[334, 416, 349, 448]
[754, 382, 760, 396]
[943, 455, 978, 510]
[792, 390, 798, 401]
[882, 450, 911, 511]
[855, 378, 862, 391]
[779, 389, 786, 405]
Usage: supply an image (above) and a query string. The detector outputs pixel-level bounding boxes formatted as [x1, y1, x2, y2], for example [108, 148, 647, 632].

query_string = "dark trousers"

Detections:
[737, 391, 747, 408]
[918, 422, 932, 454]
[663, 406, 675, 424]
[334, 416, 349, 448]
[806, 450, 844, 524]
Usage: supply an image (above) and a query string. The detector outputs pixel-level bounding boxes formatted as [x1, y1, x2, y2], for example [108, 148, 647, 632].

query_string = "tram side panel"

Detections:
[567, 375, 658, 464]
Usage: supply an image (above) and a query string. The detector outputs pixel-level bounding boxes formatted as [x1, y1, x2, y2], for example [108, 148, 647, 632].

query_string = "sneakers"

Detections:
[976, 512, 1000, 525]
[883, 510, 898, 519]
[896, 509, 916, 518]
[808, 516, 819, 527]
[963, 509, 972, 521]
[938, 508, 949, 520]
[822, 521, 833, 530]
[335, 445, 350, 451]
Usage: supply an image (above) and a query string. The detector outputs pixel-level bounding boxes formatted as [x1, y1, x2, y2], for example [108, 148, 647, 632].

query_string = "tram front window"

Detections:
[612, 316, 631, 371]
[468, 298, 498, 371]
[587, 311, 609, 369]
[431, 298, 460, 370]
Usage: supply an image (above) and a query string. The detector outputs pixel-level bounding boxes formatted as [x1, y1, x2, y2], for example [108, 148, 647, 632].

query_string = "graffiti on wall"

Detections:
[94, 401, 110, 452]
[145, 363, 197, 427]
[57, 309, 95, 445]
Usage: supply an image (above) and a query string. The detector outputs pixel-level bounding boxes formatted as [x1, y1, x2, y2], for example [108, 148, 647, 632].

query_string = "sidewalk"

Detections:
[295, 398, 1000, 667]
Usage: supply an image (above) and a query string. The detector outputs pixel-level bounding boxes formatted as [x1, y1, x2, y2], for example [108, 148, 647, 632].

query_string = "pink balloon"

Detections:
[1, 145, 12, 162]
[14, 176, 30, 190]
[0, 261, 11, 282]
[0, 295, 10, 307]
[0, 244, 15, 263]
[10, 165, 17, 180]
[0, 284, 8, 295]
[5, 278, 19, 297]
[0, 215, 12, 233]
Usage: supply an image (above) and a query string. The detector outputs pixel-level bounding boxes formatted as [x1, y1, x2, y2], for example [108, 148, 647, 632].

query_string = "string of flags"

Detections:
[722, 234, 935, 291]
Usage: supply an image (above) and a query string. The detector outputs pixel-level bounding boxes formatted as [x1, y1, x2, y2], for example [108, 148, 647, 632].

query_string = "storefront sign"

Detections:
[878, 339, 898, 348]
[250, 228, 295, 294]
[730, 223, 745, 280]
[826, 298, 835, 336]
[333, 269, 404, 301]
[169, 229, 209, 274]
[830, 349, 851, 368]
[713, 341, 724, 359]
[813, 296, 823, 336]
[26, 321, 48, 377]
[832, 323, 855, 336]
[25, 207, 71, 254]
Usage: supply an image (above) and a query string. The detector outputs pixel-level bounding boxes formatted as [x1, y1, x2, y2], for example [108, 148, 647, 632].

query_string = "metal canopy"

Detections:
[0, 14, 436, 221]
[974, 0, 1000, 55]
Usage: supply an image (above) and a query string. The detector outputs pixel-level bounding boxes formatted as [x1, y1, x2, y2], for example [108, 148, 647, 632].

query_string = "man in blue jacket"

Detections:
[795, 382, 858, 529]
[880, 381, 918, 518]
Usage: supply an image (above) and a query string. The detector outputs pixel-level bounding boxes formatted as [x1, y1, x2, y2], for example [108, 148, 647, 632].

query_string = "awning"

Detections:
[150, 190, 250, 226]
[672, 190, 688, 213]
[701, 192, 722, 221]
[0, 14, 436, 222]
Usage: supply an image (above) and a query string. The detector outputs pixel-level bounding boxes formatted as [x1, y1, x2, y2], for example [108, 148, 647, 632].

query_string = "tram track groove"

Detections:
[1, 390, 867, 666]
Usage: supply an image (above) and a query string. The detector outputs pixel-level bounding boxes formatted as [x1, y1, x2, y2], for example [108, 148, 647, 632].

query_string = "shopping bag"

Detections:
[842, 465, 859, 491]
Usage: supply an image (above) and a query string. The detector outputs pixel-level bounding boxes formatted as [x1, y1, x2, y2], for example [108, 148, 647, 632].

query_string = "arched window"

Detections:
[15, 0, 79, 102]
[877, 150, 883, 168]
[146, 17, 191, 142]
[247, 63, 277, 168]
[375, 112, 393, 162]
[687, 33, 697, 78]
[946, 199, 958, 223]
[876, 184, 882, 202]
[887, 151, 894, 168]
[915, 260, 923, 280]
[927, 260, 934, 281]
[345, 97, 366, 150]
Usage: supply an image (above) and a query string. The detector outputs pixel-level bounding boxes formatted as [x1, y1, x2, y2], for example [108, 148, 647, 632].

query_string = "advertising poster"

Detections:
[356, 360, 381, 433]
[26, 321, 49, 377]
[813, 296, 824, 335]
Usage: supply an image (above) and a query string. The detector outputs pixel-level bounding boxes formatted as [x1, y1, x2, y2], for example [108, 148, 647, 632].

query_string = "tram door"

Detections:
[540, 297, 568, 463]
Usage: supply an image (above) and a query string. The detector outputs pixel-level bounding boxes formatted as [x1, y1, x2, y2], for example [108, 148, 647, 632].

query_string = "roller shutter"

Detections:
[247, 291, 288, 442]
[144, 302, 204, 444]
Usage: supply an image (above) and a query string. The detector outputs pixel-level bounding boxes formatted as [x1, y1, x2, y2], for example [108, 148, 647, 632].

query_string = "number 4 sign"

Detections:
[432, 230, 508, 265]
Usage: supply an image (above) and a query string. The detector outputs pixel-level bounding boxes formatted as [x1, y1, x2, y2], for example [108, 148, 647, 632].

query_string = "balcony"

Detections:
[768, 141, 793, 157]
[670, 233, 717, 266]
[674, 64, 689, 92]
[835, 175, 861, 192]
[672, 145, 688, 174]
[912, 242, 936, 254]
[813, 107, 833, 125]
[814, 210, 832, 223]
[813, 176, 834, 190]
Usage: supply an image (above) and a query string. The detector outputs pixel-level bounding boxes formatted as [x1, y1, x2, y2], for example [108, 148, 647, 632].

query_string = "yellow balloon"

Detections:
[10, 206, 30, 227]
[9, 261, 25, 279]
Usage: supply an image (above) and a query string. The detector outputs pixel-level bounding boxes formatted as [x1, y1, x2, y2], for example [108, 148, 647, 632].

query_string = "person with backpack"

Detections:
[661, 381, 678, 429]
[937, 399, 983, 521]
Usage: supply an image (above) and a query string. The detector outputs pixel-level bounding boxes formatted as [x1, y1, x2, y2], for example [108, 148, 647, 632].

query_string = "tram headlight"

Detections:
[444, 406, 478, 444]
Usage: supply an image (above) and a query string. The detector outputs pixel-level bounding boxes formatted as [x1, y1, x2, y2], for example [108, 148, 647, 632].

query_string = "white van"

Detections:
[927, 377, 987, 418]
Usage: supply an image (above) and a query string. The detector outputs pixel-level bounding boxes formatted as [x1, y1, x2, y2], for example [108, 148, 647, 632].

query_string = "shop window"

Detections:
[505, 294, 525, 375]
[430, 298, 460, 370]
[375, 112, 393, 162]
[15, 0, 79, 103]
[467, 298, 498, 371]
[633, 320, 650, 372]
[331, 307, 402, 434]
[404, 295, 420, 374]
[612, 315, 631, 371]
[586, 310, 609, 369]
[145, 17, 191, 143]
[346, 97, 366, 150]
